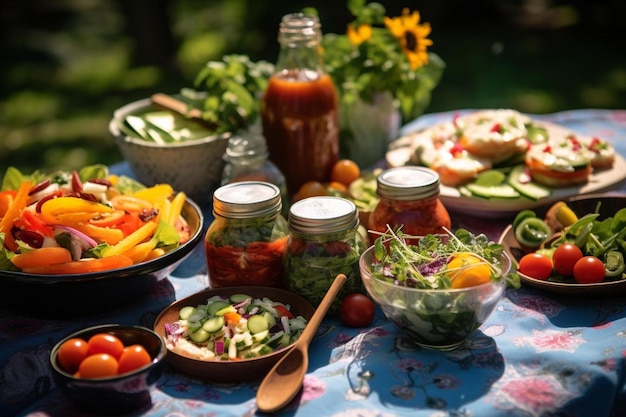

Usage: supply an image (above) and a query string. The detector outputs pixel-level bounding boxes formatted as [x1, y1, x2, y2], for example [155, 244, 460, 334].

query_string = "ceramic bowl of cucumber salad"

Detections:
[153, 286, 315, 383]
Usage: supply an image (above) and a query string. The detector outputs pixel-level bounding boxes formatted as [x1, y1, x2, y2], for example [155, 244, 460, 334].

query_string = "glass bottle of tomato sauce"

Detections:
[261, 13, 339, 196]
[368, 167, 451, 242]
[205, 181, 289, 288]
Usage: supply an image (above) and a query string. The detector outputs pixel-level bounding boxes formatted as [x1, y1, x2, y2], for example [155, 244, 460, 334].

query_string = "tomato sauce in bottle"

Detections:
[262, 13, 339, 196]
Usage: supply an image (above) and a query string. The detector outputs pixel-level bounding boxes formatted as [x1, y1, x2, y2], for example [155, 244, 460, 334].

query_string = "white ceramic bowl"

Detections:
[109, 98, 230, 205]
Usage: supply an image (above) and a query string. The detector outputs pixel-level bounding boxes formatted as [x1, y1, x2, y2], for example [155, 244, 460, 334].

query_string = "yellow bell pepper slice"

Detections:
[133, 184, 174, 206]
[39, 197, 112, 225]
[102, 220, 158, 257]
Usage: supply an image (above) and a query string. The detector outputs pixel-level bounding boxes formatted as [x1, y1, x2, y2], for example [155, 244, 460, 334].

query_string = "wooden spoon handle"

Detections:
[298, 273, 347, 347]
[150, 93, 216, 130]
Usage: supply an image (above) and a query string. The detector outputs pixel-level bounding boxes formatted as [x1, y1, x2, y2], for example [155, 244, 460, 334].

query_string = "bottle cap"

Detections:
[376, 167, 441, 201]
[288, 196, 358, 234]
[213, 181, 281, 218]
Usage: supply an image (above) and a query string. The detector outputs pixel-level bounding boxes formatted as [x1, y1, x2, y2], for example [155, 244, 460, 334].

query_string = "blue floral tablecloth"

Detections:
[2, 109, 626, 417]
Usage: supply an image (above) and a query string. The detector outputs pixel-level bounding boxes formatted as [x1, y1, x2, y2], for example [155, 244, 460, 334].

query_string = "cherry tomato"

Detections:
[57, 338, 89, 373]
[518, 253, 553, 281]
[339, 293, 375, 328]
[117, 345, 152, 375]
[573, 256, 605, 284]
[292, 181, 328, 202]
[330, 159, 361, 187]
[87, 333, 125, 359]
[77, 353, 119, 379]
[552, 243, 583, 276]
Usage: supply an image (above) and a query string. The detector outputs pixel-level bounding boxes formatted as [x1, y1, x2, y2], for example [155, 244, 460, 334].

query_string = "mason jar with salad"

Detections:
[284, 196, 365, 314]
[205, 181, 289, 288]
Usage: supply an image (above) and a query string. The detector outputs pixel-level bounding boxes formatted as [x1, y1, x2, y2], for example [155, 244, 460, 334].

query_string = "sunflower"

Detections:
[347, 23, 372, 45]
[384, 8, 433, 70]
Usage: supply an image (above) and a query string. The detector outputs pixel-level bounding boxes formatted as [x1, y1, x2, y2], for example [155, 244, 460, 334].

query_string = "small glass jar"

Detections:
[284, 196, 365, 314]
[221, 132, 289, 216]
[205, 181, 289, 288]
[368, 167, 451, 241]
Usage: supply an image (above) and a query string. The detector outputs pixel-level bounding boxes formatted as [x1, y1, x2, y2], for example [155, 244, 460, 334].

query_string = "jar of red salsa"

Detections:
[205, 181, 289, 288]
[261, 13, 339, 196]
[368, 167, 451, 241]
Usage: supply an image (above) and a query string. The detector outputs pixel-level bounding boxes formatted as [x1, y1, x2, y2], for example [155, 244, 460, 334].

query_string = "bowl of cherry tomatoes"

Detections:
[500, 193, 626, 296]
[49, 324, 167, 415]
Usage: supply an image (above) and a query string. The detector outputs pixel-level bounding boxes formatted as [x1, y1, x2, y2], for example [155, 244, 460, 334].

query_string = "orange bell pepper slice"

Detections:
[0, 181, 32, 251]
[21, 255, 134, 275]
[11, 247, 73, 269]
[0, 190, 17, 218]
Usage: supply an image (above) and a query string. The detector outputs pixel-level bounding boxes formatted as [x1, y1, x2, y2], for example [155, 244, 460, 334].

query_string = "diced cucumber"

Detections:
[465, 183, 521, 199]
[202, 316, 225, 333]
[179, 306, 196, 320]
[247, 314, 270, 334]
[508, 164, 551, 201]
[278, 332, 292, 348]
[229, 293, 251, 304]
[206, 300, 231, 316]
[253, 329, 269, 343]
[262, 311, 277, 327]
[189, 328, 210, 343]
[215, 305, 237, 316]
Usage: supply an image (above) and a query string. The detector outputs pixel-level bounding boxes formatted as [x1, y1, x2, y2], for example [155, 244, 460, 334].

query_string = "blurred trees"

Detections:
[1, 0, 624, 174]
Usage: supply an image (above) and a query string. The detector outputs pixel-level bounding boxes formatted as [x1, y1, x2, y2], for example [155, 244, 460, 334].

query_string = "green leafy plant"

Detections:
[313, 0, 445, 123]
[180, 54, 275, 134]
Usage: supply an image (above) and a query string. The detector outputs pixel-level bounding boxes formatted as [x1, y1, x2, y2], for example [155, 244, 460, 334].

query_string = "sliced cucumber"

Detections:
[247, 315, 270, 334]
[189, 328, 210, 343]
[202, 316, 225, 333]
[508, 164, 551, 201]
[262, 311, 277, 327]
[206, 300, 231, 316]
[474, 169, 506, 186]
[179, 306, 196, 320]
[465, 183, 521, 199]
[229, 293, 251, 304]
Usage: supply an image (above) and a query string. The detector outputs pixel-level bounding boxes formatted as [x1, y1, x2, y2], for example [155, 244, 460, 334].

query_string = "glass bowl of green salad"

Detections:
[360, 229, 514, 351]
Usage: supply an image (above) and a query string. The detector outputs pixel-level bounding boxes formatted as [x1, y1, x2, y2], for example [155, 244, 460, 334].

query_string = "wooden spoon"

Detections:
[256, 273, 347, 413]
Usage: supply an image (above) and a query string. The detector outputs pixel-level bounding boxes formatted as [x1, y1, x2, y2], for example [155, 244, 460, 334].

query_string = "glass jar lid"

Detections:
[213, 181, 281, 219]
[288, 196, 358, 234]
[376, 166, 441, 201]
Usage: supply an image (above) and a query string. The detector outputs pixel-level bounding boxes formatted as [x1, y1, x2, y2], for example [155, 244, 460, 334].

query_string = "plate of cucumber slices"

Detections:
[437, 154, 626, 217]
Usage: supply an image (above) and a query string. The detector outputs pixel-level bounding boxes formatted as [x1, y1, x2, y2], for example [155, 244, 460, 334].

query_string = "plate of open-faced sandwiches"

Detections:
[386, 109, 626, 217]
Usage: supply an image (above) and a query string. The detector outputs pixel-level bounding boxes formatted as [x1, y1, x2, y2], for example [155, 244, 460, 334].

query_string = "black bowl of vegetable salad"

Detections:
[0, 165, 204, 315]
[360, 229, 513, 351]
[153, 286, 315, 384]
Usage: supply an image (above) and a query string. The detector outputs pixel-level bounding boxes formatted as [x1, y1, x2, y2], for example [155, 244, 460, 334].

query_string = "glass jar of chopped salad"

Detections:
[368, 167, 451, 241]
[205, 181, 289, 288]
[284, 196, 365, 314]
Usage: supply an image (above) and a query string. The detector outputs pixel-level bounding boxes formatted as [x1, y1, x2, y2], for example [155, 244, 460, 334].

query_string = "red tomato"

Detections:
[117, 345, 152, 375]
[573, 256, 606, 284]
[87, 333, 125, 359]
[339, 293, 375, 328]
[274, 305, 295, 319]
[57, 338, 89, 373]
[518, 253, 553, 281]
[552, 243, 583, 276]
[77, 353, 119, 378]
